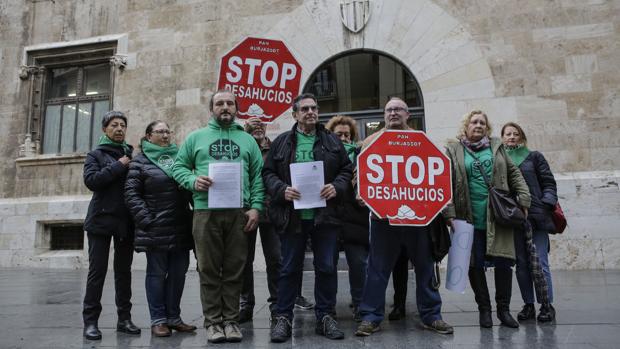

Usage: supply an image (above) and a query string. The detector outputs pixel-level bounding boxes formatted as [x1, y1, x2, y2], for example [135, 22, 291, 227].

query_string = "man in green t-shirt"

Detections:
[263, 93, 352, 343]
[172, 90, 264, 344]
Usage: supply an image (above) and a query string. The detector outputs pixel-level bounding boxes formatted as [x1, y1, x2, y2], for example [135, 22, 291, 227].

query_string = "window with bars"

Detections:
[23, 41, 117, 155]
[49, 223, 85, 250]
[42, 63, 112, 154]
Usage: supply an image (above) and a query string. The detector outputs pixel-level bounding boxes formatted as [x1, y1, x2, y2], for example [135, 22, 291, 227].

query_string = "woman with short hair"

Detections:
[82, 111, 140, 340]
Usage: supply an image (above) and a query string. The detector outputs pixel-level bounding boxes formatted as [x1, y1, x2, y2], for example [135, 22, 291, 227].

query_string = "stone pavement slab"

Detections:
[0, 268, 619, 348]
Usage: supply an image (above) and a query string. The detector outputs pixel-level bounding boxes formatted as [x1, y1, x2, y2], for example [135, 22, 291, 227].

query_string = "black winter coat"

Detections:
[338, 146, 369, 246]
[519, 151, 558, 232]
[83, 144, 134, 238]
[125, 153, 194, 252]
[262, 123, 353, 234]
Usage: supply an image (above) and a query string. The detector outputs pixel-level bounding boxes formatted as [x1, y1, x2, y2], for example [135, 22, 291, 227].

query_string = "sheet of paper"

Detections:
[208, 161, 242, 209]
[290, 161, 326, 209]
[446, 219, 474, 294]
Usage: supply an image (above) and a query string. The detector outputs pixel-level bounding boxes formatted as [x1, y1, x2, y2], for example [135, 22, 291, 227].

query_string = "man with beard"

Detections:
[354, 97, 454, 337]
[263, 93, 352, 342]
[173, 90, 264, 343]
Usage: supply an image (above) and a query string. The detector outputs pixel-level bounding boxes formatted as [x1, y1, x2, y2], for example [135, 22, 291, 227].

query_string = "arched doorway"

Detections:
[303, 50, 424, 139]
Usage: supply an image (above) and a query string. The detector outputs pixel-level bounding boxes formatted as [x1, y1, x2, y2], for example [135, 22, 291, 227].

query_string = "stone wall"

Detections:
[0, 0, 618, 269]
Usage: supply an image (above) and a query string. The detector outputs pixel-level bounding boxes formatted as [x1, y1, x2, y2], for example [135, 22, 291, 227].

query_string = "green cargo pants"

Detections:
[192, 209, 248, 327]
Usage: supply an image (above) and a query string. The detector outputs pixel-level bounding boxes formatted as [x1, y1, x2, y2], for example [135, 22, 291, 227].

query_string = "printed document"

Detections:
[290, 161, 326, 209]
[208, 161, 242, 208]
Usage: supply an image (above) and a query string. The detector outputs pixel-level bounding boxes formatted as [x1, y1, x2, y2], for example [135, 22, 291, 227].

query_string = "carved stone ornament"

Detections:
[109, 54, 128, 69]
[339, 0, 372, 33]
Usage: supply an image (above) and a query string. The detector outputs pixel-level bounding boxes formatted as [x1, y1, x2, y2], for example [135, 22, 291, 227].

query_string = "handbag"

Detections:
[467, 147, 526, 228]
[551, 201, 567, 234]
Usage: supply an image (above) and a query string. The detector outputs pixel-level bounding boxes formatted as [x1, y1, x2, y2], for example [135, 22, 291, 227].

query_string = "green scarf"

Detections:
[505, 144, 530, 167]
[98, 135, 130, 154]
[141, 140, 179, 178]
[344, 142, 357, 162]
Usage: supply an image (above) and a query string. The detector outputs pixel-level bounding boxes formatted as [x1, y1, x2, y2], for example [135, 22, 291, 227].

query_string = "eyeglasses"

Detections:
[151, 130, 173, 135]
[300, 105, 319, 113]
[385, 107, 407, 114]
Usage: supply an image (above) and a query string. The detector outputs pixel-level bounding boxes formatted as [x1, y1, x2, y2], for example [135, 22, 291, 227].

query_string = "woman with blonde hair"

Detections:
[444, 110, 530, 328]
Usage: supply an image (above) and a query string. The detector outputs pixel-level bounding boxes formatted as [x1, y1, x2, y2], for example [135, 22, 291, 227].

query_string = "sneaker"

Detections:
[423, 319, 454, 335]
[315, 315, 344, 340]
[270, 316, 292, 343]
[223, 321, 243, 342]
[517, 303, 536, 321]
[537, 304, 556, 322]
[206, 324, 226, 343]
[295, 295, 315, 310]
[355, 320, 381, 336]
[238, 307, 253, 324]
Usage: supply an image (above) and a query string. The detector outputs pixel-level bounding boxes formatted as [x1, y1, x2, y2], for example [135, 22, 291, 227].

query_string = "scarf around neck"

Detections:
[98, 135, 131, 154]
[460, 136, 491, 152]
[505, 143, 530, 167]
[141, 140, 179, 178]
[343, 142, 357, 162]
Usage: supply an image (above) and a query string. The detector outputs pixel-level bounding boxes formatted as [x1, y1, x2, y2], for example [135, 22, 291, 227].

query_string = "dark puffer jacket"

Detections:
[519, 151, 558, 232]
[262, 123, 353, 234]
[125, 153, 193, 252]
[83, 144, 134, 239]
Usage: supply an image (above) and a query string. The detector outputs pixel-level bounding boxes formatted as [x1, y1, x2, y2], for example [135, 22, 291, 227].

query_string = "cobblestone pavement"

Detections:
[0, 268, 618, 348]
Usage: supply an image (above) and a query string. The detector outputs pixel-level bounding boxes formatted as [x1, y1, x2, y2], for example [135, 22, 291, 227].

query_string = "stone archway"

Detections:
[262, 0, 495, 144]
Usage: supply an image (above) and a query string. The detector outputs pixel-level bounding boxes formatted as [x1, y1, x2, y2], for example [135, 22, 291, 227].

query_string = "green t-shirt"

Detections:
[295, 132, 316, 220]
[464, 148, 493, 230]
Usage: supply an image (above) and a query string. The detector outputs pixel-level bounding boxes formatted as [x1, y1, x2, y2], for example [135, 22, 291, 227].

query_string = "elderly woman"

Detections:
[125, 121, 196, 337]
[501, 122, 557, 322]
[444, 110, 530, 329]
[82, 111, 140, 340]
[325, 115, 369, 322]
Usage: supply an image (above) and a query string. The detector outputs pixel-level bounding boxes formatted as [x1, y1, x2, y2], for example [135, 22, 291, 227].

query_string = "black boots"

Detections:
[468, 268, 493, 328]
[518, 303, 536, 321]
[495, 268, 519, 328]
[538, 303, 556, 322]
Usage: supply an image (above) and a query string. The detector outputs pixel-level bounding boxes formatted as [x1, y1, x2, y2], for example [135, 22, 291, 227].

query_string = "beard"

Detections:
[215, 112, 235, 126]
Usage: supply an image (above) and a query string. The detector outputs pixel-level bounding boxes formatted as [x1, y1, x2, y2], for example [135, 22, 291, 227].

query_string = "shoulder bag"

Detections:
[466, 147, 526, 228]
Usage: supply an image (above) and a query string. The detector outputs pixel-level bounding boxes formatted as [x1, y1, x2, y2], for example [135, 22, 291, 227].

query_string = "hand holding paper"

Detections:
[289, 161, 326, 209]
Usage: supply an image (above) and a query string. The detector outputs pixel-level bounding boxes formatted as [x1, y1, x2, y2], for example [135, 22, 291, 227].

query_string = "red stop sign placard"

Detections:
[357, 130, 452, 226]
[217, 37, 302, 123]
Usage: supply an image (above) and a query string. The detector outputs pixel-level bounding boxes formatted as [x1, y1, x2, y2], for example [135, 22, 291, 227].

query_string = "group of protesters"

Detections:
[81, 90, 559, 343]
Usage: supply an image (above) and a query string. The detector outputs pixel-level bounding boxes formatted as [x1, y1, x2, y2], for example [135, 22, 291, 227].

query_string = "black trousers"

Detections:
[392, 246, 409, 307]
[240, 222, 281, 312]
[82, 232, 134, 325]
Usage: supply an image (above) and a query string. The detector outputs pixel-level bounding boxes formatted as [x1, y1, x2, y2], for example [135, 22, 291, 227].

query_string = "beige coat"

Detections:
[443, 137, 531, 260]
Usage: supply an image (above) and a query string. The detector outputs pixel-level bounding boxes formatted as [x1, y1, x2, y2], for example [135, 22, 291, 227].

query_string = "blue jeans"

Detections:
[342, 242, 368, 307]
[358, 219, 442, 325]
[145, 249, 190, 326]
[514, 229, 554, 303]
[471, 229, 513, 270]
[276, 220, 339, 321]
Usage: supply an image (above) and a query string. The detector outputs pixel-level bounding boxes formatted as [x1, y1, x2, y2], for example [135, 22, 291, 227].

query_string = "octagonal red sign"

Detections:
[357, 130, 452, 226]
[217, 37, 302, 123]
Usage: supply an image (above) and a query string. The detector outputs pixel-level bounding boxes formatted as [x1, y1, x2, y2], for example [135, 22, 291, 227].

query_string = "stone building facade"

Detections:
[0, 0, 618, 269]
